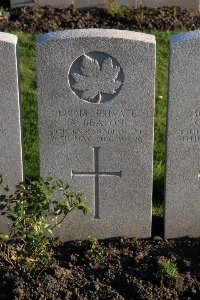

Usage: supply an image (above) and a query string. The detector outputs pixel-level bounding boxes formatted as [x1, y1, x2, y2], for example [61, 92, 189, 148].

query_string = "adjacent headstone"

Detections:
[142, 0, 200, 11]
[10, 0, 200, 11]
[11, 0, 137, 9]
[165, 31, 200, 238]
[11, 0, 72, 9]
[0, 33, 24, 230]
[37, 29, 155, 240]
[74, 0, 136, 9]
[74, 0, 105, 9]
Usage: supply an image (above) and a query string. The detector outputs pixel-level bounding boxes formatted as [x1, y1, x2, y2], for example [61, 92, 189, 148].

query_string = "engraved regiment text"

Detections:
[181, 109, 200, 143]
[47, 108, 144, 144]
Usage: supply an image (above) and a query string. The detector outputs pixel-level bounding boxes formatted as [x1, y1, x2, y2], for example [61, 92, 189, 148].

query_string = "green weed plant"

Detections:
[0, 7, 10, 20]
[82, 235, 104, 262]
[0, 176, 89, 269]
[134, 10, 144, 25]
[156, 258, 180, 283]
[106, 0, 130, 17]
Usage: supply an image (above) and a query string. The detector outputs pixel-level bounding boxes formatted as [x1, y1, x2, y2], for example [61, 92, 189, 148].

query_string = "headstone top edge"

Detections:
[0, 32, 17, 45]
[171, 30, 200, 44]
[36, 29, 155, 45]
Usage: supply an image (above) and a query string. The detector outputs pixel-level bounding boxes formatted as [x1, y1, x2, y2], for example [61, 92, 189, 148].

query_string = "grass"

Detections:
[153, 30, 170, 204]
[155, 259, 180, 283]
[18, 33, 39, 179]
[16, 30, 178, 214]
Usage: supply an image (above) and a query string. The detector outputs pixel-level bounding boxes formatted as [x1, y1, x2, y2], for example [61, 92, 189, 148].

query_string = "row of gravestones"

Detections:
[10, 0, 200, 11]
[0, 29, 200, 241]
[11, 0, 135, 9]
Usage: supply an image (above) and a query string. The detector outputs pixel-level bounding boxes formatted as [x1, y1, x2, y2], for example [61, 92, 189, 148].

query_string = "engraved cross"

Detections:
[71, 147, 121, 219]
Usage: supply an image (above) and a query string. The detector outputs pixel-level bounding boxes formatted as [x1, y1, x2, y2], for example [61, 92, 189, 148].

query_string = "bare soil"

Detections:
[0, 5, 200, 33]
[0, 231, 199, 300]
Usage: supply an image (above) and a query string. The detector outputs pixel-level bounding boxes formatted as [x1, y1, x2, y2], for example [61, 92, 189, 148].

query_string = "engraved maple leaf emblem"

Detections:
[72, 54, 122, 103]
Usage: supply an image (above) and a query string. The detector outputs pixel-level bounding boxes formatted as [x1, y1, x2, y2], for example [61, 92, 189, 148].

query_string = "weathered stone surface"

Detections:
[74, 0, 105, 9]
[10, 0, 137, 9]
[74, 0, 137, 9]
[10, 0, 200, 11]
[37, 29, 155, 240]
[0, 33, 23, 230]
[142, 0, 200, 11]
[11, 0, 72, 9]
[165, 31, 200, 238]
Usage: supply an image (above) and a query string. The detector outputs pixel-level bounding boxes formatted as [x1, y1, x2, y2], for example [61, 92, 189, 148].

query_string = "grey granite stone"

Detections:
[142, 0, 200, 11]
[11, 0, 137, 9]
[0, 33, 24, 231]
[165, 30, 200, 238]
[10, 0, 200, 10]
[74, 0, 106, 9]
[37, 29, 155, 240]
[74, 0, 137, 9]
[11, 0, 72, 9]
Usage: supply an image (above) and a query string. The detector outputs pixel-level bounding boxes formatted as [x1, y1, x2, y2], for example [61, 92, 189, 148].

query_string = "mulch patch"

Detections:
[0, 5, 200, 33]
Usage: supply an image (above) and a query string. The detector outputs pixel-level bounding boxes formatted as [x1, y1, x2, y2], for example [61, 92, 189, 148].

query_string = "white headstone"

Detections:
[10, 0, 200, 11]
[165, 31, 200, 238]
[11, 0, 72, 9]
[0, 32, 24, 230]
[37, 29, 155, 240]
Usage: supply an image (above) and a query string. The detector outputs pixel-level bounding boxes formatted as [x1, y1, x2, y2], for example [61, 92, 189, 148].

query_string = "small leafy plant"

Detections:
[0, 176, 89, 269]
[106, 0, 130, 18]
[0, 7, 10, 20]
[134, 10, 144, 25]
[82, 235, 104, 262]
[155, 258, 180, 283]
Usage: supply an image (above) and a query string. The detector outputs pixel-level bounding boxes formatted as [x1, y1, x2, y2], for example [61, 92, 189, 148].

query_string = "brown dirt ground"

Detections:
[0, 231, 199, 300]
